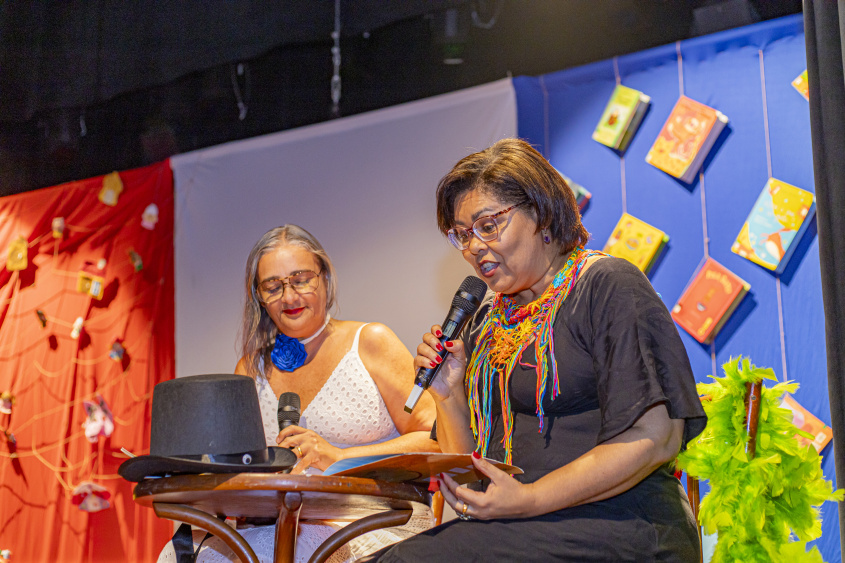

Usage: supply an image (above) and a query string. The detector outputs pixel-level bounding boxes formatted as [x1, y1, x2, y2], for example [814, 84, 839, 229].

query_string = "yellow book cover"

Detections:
[731, 178, 815, 274]
[592, 84, 647, 149]
[792, 69, 809, 101]
[645, 96, 725, 182]
[602, 213, 668, 274]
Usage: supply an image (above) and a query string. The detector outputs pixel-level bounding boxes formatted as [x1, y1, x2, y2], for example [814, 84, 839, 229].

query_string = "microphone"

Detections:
[277, 392, 301, 430]
[404, 276, 487, 413]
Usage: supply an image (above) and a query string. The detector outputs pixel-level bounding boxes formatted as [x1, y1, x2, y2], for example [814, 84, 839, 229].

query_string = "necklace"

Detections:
[270, 314, 331, 372]
[465, 248, 604, 463]
[299, 314, 331, 344]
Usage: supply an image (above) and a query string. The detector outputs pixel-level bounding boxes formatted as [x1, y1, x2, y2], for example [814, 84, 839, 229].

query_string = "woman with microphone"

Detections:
[366, 139, 707, 561]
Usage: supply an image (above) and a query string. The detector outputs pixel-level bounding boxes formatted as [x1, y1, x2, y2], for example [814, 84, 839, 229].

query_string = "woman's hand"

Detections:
[276, 425, 343, 474]
[414, 324, 468, 403]
[439, 454, 537, 521]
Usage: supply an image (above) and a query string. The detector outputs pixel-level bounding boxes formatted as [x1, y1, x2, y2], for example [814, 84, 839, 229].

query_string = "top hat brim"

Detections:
[118, 446, 297, 482]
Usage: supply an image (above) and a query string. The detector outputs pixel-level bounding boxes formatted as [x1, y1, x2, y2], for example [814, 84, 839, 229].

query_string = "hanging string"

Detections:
[229, 63, 250, 121]
[758, 49, 788, 384]
[612, 56, 628, 214]
[676, 41, 685, 97]
[331, 0, 342, 117]
[759, 51, 774, 179]
[539, 74, 550, 158]
[700, 173, 710, 259]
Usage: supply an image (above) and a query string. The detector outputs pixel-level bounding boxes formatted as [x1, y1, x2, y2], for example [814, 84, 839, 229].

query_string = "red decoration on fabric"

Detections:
[0, 161, 174, 562]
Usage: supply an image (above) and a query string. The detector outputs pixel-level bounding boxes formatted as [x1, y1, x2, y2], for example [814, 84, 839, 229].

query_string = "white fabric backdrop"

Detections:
[172, 78, 516, 377]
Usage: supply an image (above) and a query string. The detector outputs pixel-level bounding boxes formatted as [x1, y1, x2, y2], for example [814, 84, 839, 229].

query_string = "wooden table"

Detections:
[133, 473, 431, 563]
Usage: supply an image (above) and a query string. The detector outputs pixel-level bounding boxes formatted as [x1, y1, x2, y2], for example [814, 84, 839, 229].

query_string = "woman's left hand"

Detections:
[439, 454, 537, 521]
[276, 426, 343, 474]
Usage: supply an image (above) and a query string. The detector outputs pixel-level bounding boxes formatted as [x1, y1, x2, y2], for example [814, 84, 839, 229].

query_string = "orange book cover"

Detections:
[645, 96, 727, 182]
[671, 258, 750, 344]
[781, 395, 833, 453]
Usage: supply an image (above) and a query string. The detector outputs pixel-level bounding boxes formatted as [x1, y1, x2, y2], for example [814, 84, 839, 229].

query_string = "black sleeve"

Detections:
[585, 258, 706, 448]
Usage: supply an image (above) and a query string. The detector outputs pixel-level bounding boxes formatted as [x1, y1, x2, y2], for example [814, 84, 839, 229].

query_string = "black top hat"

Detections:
[119, 373, 296, 482]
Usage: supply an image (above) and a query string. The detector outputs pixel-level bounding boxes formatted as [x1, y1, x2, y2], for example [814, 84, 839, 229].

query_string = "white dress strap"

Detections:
[350, 323, 369, 353]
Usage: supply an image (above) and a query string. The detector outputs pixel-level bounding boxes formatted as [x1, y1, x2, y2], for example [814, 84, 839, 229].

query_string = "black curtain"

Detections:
[0, 0, 466, 123]
[804, 0, 845, 553]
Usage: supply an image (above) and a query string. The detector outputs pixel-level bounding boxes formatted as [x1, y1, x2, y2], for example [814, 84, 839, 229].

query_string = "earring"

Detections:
[542, 230, 551, 244]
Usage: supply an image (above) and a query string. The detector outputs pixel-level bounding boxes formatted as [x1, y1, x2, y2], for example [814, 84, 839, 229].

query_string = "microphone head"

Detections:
[452, 276, 488, 314]
[277, 392, 301, 429]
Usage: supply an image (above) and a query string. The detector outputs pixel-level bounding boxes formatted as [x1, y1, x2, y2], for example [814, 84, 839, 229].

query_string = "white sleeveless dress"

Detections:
[158, 324, 430, 563]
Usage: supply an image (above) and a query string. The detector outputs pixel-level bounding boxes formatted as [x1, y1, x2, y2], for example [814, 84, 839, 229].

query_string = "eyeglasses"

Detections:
[446, 202, 527, 250]
[257, 270, 322, 304]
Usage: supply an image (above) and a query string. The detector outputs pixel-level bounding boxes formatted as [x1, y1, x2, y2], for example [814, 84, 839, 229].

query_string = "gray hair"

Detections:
[239, 225, 338, 379]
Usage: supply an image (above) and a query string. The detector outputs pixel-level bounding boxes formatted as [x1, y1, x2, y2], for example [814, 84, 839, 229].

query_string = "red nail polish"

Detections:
[436, 343, 443, 352]
[445, 341, 454, 348]
[430, 361, 437, 368]
[435, 329, 442, 337]
[472, 451, 481, 459]
[436, 356, 442, 363]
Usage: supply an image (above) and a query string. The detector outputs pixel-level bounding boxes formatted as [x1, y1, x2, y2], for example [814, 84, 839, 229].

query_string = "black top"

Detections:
[473, 256, 706, 483]
[379, 257, 707, 562]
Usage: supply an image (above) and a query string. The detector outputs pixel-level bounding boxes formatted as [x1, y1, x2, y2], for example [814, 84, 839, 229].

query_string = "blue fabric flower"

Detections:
[270, 333, 307, 372]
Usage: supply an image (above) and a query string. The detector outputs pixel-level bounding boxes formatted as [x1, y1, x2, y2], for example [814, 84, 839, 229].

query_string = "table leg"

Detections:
[274, 491, 303, 563]
[153, 502, 259, 563]
[307, 509, 412, 563]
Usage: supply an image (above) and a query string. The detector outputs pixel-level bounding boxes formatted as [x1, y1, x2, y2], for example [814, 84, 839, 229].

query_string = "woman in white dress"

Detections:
[160, 224, 437, 563]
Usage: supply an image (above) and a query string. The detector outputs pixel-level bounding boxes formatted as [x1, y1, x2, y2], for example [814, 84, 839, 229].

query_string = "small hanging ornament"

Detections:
[127, 248, 143, 272]
[98, 172, 123, 206]
[96, 258, 107, 270]
[0, 391, 14, 415]
[82, 395, 114, 443]
[36, 310, 48, 328]
[71, 317, 84, 339]
[0, 391, 14, 445]
[71, 482, 111, 513]
[0, 548, 11, 562]
[109, 339, 125, 362]
[52, 217, 66, 239]
[76, 261, 105, 300]
[6, 237, 27, 271]
[141, 203, 159, 230]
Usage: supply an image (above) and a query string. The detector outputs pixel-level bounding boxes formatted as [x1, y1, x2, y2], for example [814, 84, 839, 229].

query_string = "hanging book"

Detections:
[592, 84, 651, 152]
[671, 258, 750, 344]
[791, 70, 809, 101]
[559, 172, 592, 212]
[77, 261, 105, 300]
[645, 96, 728, 183]
[780, 395, 833, 454]
[602, 213, 668, 274]
[731, 178, 815, 275]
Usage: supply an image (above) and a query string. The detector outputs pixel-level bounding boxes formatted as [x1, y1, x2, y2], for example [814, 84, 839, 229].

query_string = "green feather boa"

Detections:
[677, 357, 843, 562]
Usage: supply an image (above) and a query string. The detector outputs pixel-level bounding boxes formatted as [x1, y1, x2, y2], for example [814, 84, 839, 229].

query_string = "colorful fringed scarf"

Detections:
[466, 247, 604, 463]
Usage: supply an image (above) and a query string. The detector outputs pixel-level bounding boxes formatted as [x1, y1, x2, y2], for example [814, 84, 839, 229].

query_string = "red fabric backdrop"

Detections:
[0, 162, 174, 562]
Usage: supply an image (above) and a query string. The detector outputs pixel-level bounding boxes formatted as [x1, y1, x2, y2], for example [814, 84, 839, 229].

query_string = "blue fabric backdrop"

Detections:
[514, 14, 838, 561]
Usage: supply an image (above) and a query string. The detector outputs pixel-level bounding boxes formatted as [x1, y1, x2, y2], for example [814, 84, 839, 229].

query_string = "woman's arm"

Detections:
[277, 322, 440, 471]
[441, 403, 684, 520]
[358, 322, 435, 436]
[413, 325, 477, 454]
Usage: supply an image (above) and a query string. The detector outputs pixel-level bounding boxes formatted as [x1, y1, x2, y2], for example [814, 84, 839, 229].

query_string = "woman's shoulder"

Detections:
[332, 320, 404, 353]
[578, 253, 651, 290]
